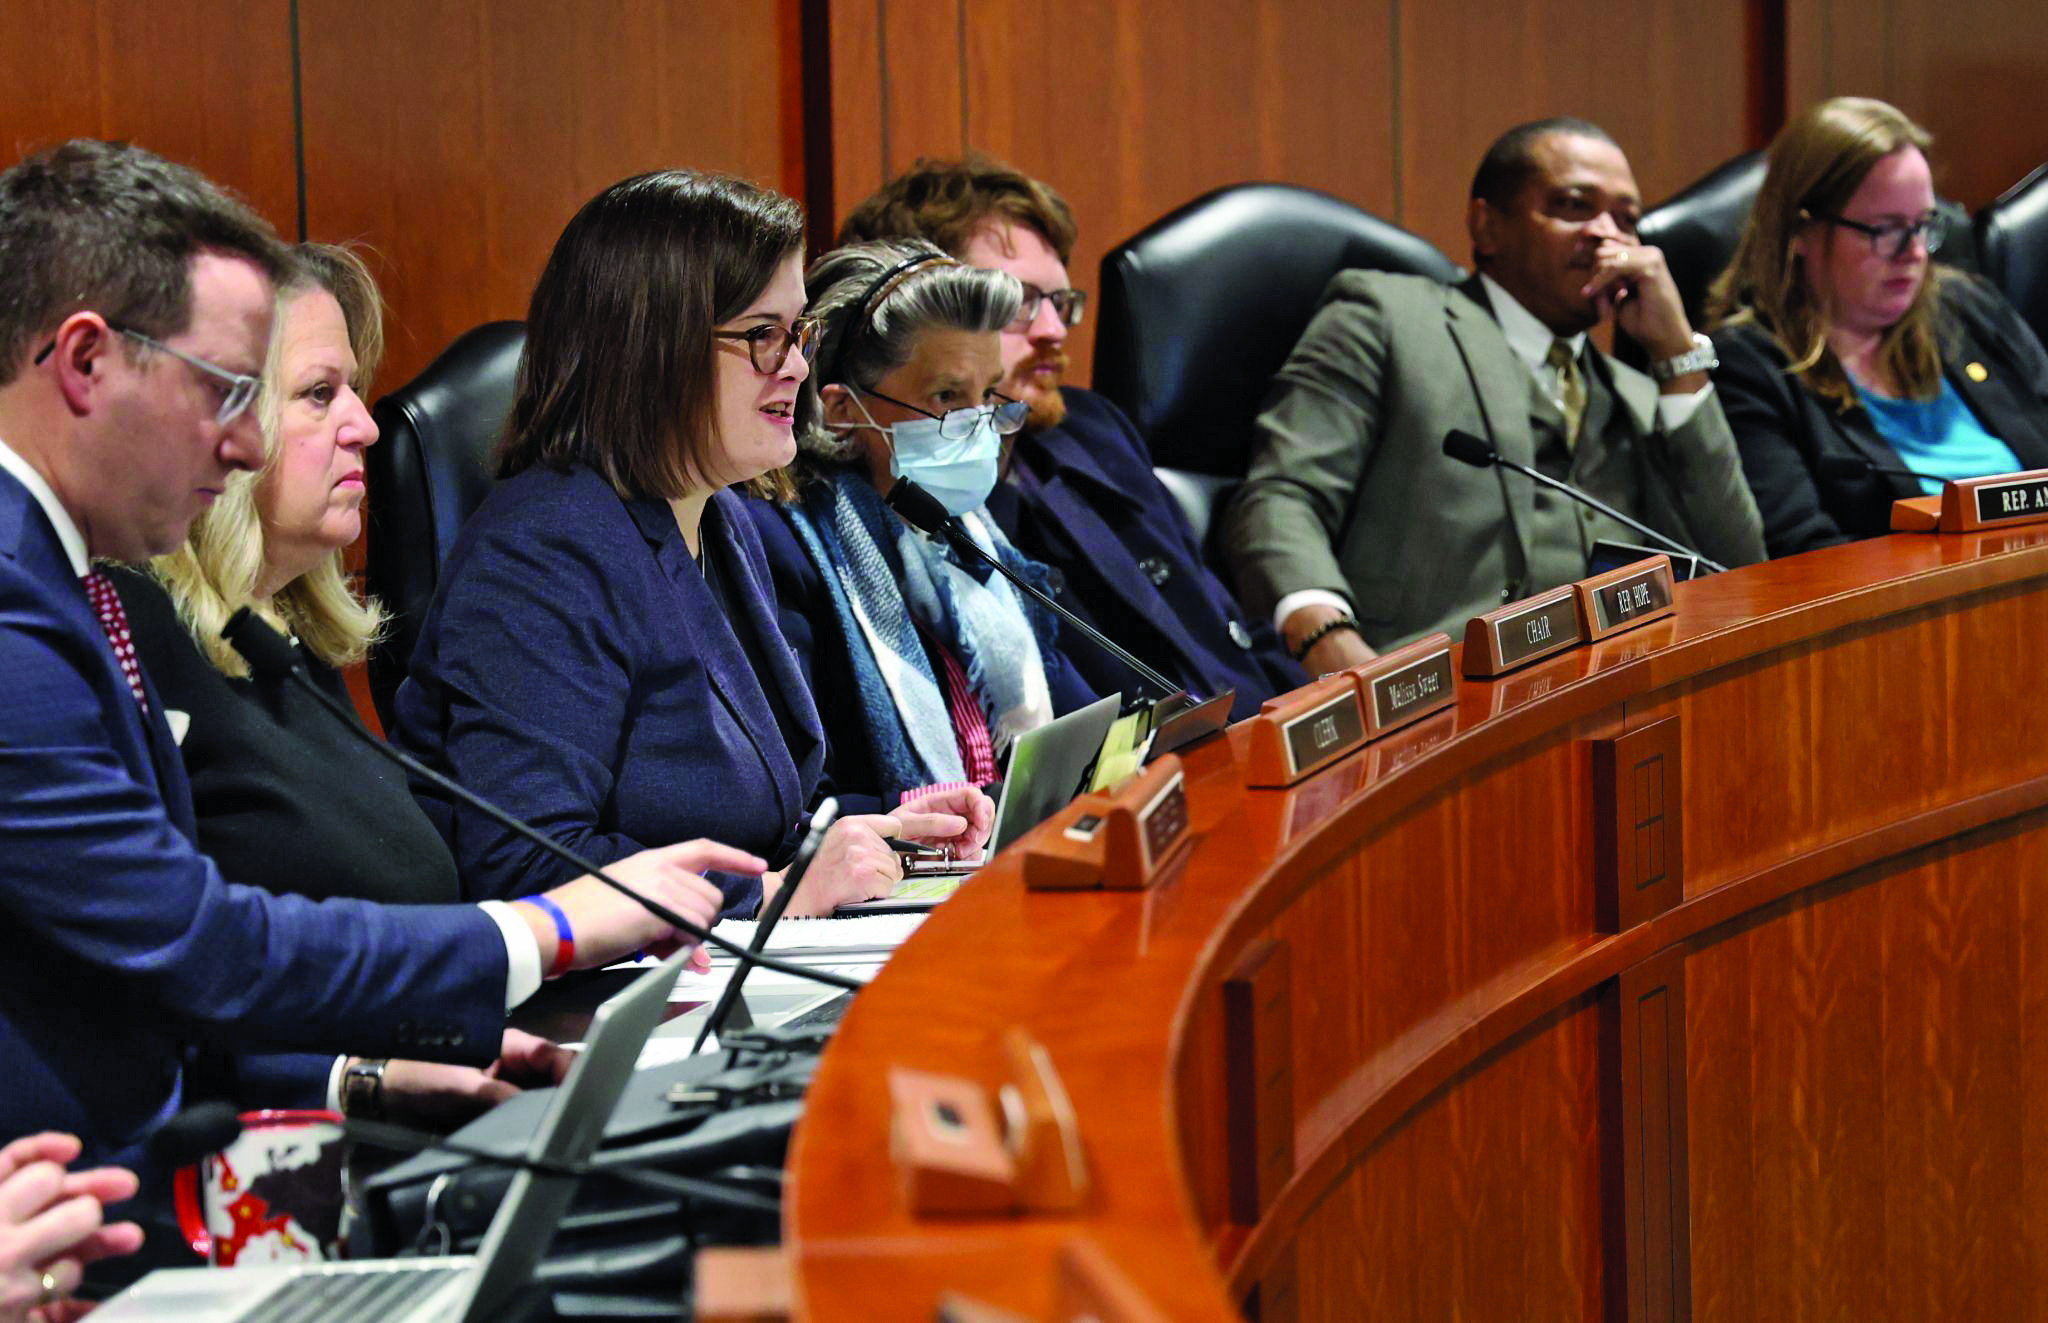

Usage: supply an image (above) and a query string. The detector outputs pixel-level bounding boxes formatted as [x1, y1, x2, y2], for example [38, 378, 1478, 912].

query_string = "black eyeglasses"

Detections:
[1008, 283, 1087, 331]
[33, 323, 261, 425]
[713, 317, 820, 374]
[1819, 210, 1946, 261]
[858, 386, 1029, 440]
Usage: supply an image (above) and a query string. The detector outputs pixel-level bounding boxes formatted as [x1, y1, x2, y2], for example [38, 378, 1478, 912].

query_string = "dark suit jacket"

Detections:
[984, 388, 1305, 721]
[743, 493, 1098, 805]
[393, 468, 824, 914]
[1713, 273, 2048, 557]
[0, 467, 507, 1185]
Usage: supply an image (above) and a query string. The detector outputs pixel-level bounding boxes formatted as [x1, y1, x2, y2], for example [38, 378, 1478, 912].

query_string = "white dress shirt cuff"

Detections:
[1655, 382, 1714, 431]
[480, 900, 545, 1010]
[1273, 588, 1355, 634]
[324, 1056, 348, 1113]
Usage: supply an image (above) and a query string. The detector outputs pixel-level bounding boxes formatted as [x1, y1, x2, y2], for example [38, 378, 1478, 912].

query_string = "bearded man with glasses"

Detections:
[1709, 97, 2048, 556]
[839, 155, 1306, 721]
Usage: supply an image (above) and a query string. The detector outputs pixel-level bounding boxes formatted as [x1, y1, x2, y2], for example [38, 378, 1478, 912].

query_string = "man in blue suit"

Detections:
[0, 141, 727, 1260]
[839, 157, 1306, 720]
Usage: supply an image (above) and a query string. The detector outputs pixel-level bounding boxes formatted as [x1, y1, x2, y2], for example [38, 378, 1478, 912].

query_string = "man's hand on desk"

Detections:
[1282, 603, 1378, 676]
[353, 1029, 575, 1131]
[521, 839, 759, 971]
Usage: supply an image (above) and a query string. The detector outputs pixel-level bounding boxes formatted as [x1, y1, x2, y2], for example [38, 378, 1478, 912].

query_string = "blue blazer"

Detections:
[393, 468, 825, 915]
[984, 388, 1305, 721]
[0, 468, 507, 1186]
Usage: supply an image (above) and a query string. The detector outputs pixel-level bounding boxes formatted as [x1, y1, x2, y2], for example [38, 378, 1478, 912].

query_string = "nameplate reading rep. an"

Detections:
[1573, 555, 1675, 642]
[1948, 469, 2048, 532]
[1349, 632, 1457, 738]
[1463, 586, 1585, 677]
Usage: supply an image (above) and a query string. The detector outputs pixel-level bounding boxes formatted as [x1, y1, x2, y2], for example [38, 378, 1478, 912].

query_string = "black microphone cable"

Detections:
[882, 478, 1183, 701]
[220, 608, 860, 993]
[1441, 429, 1730, 573]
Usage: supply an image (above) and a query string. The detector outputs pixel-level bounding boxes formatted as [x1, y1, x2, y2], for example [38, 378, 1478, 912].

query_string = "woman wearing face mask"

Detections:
[394, 177, 991, 919]
[744, 238, 1098, 809]
[1708, 97, 2048, 557]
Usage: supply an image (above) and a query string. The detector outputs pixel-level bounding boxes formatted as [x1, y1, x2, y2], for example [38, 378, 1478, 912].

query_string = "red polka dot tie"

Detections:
[82, 571, 150, 714]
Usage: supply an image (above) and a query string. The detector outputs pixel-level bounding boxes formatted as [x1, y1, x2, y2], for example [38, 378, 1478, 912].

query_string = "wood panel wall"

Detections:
[1788, 0, 2048, 208]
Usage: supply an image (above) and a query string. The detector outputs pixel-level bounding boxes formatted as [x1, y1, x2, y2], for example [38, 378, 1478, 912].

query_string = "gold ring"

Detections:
[37, 1270, 64, 1305]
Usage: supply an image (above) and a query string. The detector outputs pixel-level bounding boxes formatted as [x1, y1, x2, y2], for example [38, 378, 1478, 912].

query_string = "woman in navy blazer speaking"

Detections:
[393, 171, 991, 918]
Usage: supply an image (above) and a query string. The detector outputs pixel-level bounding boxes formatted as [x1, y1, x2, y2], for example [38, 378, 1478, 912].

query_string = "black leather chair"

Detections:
[363, 321, 526, 729]
[1977, 163, 2048, 348]
[1091, 183, 1461, 553]
[1634, 150, 1768, 335]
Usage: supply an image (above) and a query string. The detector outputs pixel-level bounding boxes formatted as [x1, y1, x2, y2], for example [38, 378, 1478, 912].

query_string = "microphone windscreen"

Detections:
[1816, 453, 1874, 482]
[148, 1101, 243, 1170]
[221, 607, 302, 684]
[1442, 430, 1498, 468]
[883, 478, 951, 534]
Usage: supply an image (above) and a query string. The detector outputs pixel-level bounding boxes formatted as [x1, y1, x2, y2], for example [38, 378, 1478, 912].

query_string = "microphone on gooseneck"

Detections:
[219, 609, 859, 994]
[147, 1101, 245, 1172]
[690, 799, 838, 1057]
[1441, 429, 1730, 574]
[883, 478, 1181, 703]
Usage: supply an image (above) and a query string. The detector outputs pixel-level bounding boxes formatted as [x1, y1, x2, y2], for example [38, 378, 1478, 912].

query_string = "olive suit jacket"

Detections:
[1224, 272, 1766, 650]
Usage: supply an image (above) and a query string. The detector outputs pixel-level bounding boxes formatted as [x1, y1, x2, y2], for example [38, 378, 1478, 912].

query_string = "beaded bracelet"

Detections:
[1288, 614, 1361, 663]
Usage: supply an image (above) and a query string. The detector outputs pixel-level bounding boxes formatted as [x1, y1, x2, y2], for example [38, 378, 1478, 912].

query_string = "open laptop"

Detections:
[836, 691, 1123, 914]
[96, 948, 691, 1323]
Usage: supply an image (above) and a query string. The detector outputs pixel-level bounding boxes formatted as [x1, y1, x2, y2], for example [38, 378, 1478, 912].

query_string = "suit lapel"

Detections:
[1445, 279, 1538, 572]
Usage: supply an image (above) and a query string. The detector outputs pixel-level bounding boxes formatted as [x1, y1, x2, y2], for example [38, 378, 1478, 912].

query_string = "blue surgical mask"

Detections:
[886, 412, 1003, 517]
[840, 394, 1005, 517]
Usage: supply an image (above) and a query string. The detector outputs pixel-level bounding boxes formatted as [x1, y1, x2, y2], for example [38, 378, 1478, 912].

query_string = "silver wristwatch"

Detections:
[1651, 332, 1718, 383]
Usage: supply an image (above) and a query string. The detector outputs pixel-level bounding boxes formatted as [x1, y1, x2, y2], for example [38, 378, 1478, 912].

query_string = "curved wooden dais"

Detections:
[783, 529, 2048, 1321]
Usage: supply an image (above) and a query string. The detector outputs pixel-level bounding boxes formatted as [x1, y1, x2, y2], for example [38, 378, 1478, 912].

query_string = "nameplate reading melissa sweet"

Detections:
[1462, 587, 1585, 677]
[1942, 468, 2048, 531]
[1350, 631, 1457, 738]
[1573, 555, 1676, 642]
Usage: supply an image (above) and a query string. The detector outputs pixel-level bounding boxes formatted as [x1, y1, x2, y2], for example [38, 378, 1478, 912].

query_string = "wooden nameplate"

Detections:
[1573, 555, 1675, 641]
[1243, 675, 1369, 788]
[1023, 755, 1190, 891]
[1941, 468, 2048, 531]
[889, 1032, 1089, 1217]
[1344, 631, 1457, 737]
[1463, 586, 1585, 677]
[1891, 469, 2048, 532]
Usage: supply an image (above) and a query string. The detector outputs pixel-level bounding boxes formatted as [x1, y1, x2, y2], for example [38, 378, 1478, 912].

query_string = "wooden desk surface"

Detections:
[784, 528, 2048, 1321]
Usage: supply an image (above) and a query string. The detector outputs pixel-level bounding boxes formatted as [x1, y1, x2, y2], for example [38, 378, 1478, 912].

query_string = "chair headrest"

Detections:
[1976, 163, 2048, 341]
[1092, 182, 1461, 477]
[363, 320, 526, 727]
[1636, 151, 1768, 326]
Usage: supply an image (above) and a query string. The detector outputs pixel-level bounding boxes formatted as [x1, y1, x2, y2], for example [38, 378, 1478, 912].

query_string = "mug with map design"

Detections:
[172, 1109, 348, 1265]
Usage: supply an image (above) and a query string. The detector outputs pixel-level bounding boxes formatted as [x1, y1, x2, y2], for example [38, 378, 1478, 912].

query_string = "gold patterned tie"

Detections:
[1547, 338, 1586, 452]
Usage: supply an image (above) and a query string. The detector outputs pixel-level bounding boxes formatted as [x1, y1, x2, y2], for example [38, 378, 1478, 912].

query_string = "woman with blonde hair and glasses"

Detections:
[1708, 96, 2048, 556]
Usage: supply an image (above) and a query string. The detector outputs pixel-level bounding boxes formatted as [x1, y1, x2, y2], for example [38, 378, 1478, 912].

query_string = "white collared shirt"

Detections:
[1271, 274, 1712, 632]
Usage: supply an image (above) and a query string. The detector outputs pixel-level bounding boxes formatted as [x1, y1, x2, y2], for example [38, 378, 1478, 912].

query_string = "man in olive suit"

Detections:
[1225, 117, 1764, 669]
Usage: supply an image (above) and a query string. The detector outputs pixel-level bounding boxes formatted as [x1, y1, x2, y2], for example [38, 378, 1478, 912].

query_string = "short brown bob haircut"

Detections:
[497, 170, 806, 499]
[837, 152, 1078, 265]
